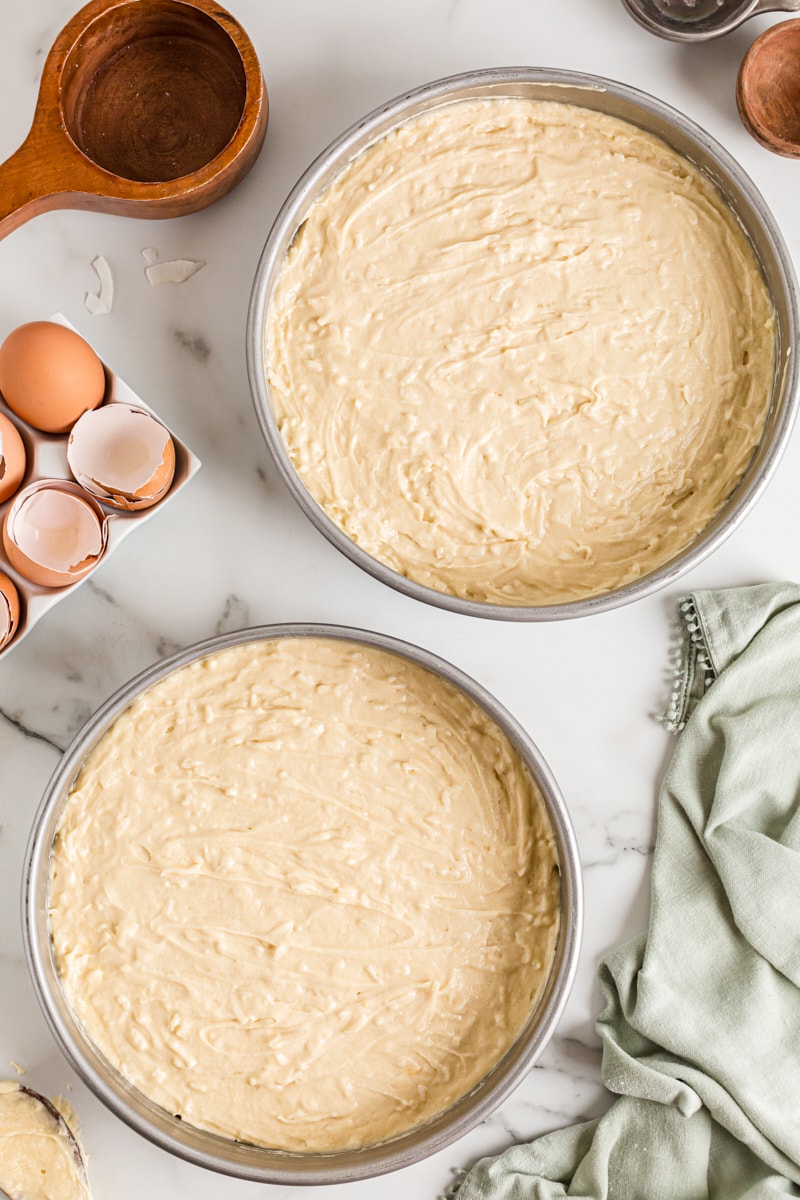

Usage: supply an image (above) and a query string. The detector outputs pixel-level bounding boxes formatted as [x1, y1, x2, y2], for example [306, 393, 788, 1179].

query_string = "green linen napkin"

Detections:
[457, 583, 800, 1200]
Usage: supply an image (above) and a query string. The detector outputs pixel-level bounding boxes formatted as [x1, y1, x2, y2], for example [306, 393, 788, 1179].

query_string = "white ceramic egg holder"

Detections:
[0, 314, 201, 659]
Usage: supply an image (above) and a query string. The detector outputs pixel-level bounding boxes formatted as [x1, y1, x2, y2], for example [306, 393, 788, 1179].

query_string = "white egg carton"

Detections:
[0, 313, 201, 660]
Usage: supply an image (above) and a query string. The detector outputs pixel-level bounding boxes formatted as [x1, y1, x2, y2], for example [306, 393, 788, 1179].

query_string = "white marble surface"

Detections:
[0, 1, 798, 1196]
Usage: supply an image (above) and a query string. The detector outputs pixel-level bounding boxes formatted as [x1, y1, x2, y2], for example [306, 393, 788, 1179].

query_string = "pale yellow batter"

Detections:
[267, 98, 775, 605]
[0, 1082, 90, 1200]
[49, 637, 560, 1152]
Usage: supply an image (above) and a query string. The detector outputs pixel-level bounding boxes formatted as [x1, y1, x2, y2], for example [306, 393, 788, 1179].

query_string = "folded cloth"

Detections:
[456, 583, 800, 1200]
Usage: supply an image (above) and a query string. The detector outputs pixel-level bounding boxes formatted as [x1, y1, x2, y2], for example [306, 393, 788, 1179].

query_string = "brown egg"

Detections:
[2, 480, 107, 588]
[0, 321, 106, 434]
[0, 570, 20, 650]
[68, 404, 176, 510]
[0, 412, 27, 502]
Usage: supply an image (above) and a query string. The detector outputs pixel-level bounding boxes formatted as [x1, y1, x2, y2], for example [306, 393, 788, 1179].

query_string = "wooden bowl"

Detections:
[737, 19, 800, 157]
[0, 0, 268, 239]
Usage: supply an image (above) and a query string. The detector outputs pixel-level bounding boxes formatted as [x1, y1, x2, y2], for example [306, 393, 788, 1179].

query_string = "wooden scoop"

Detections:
[0, 0, 268, 239]
[737, 19, 800, 157]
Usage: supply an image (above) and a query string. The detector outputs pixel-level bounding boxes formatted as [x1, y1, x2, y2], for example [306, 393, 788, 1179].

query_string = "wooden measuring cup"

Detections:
[0, 0, 268, 239]
[737, 20, 800, 157]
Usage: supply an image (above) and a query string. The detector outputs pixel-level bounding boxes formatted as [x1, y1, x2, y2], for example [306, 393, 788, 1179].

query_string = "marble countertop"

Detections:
[1, 1, 798, 1197]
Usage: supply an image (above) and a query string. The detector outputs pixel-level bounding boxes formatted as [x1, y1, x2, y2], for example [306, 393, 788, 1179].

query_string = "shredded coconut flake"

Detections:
[84, 254, 113, 315]
[145, 258, 205, 286]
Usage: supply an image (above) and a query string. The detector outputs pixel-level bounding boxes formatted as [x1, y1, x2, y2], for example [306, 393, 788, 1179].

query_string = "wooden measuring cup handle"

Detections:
[0, 128, 81, 240]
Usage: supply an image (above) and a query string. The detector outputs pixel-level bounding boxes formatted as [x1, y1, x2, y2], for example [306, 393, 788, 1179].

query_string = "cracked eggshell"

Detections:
[0, 571, 20, 650]
[67, 404, 176, 511]
[2, 480, 107, 588]
[0, 322, 106, 434]
[0, 412, 26, 503]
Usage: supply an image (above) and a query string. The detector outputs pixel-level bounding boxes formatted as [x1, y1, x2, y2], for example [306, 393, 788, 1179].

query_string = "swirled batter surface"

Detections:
[267, 99, 775, 605]
[50, 638, 560, 1152]
[0, 1082, 90, 1200]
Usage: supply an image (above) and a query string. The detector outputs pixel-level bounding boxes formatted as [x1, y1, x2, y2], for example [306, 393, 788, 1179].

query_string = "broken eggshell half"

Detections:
[0, 412, 27, 503]
[0, 571, 20, 650]
[2, 480, 107, 588]
[67, 403, 176, 511]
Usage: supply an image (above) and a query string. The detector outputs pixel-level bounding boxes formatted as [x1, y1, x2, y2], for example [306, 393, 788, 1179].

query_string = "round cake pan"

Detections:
[247, 67, 799, 622]
[23, 623, 583, 1185]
